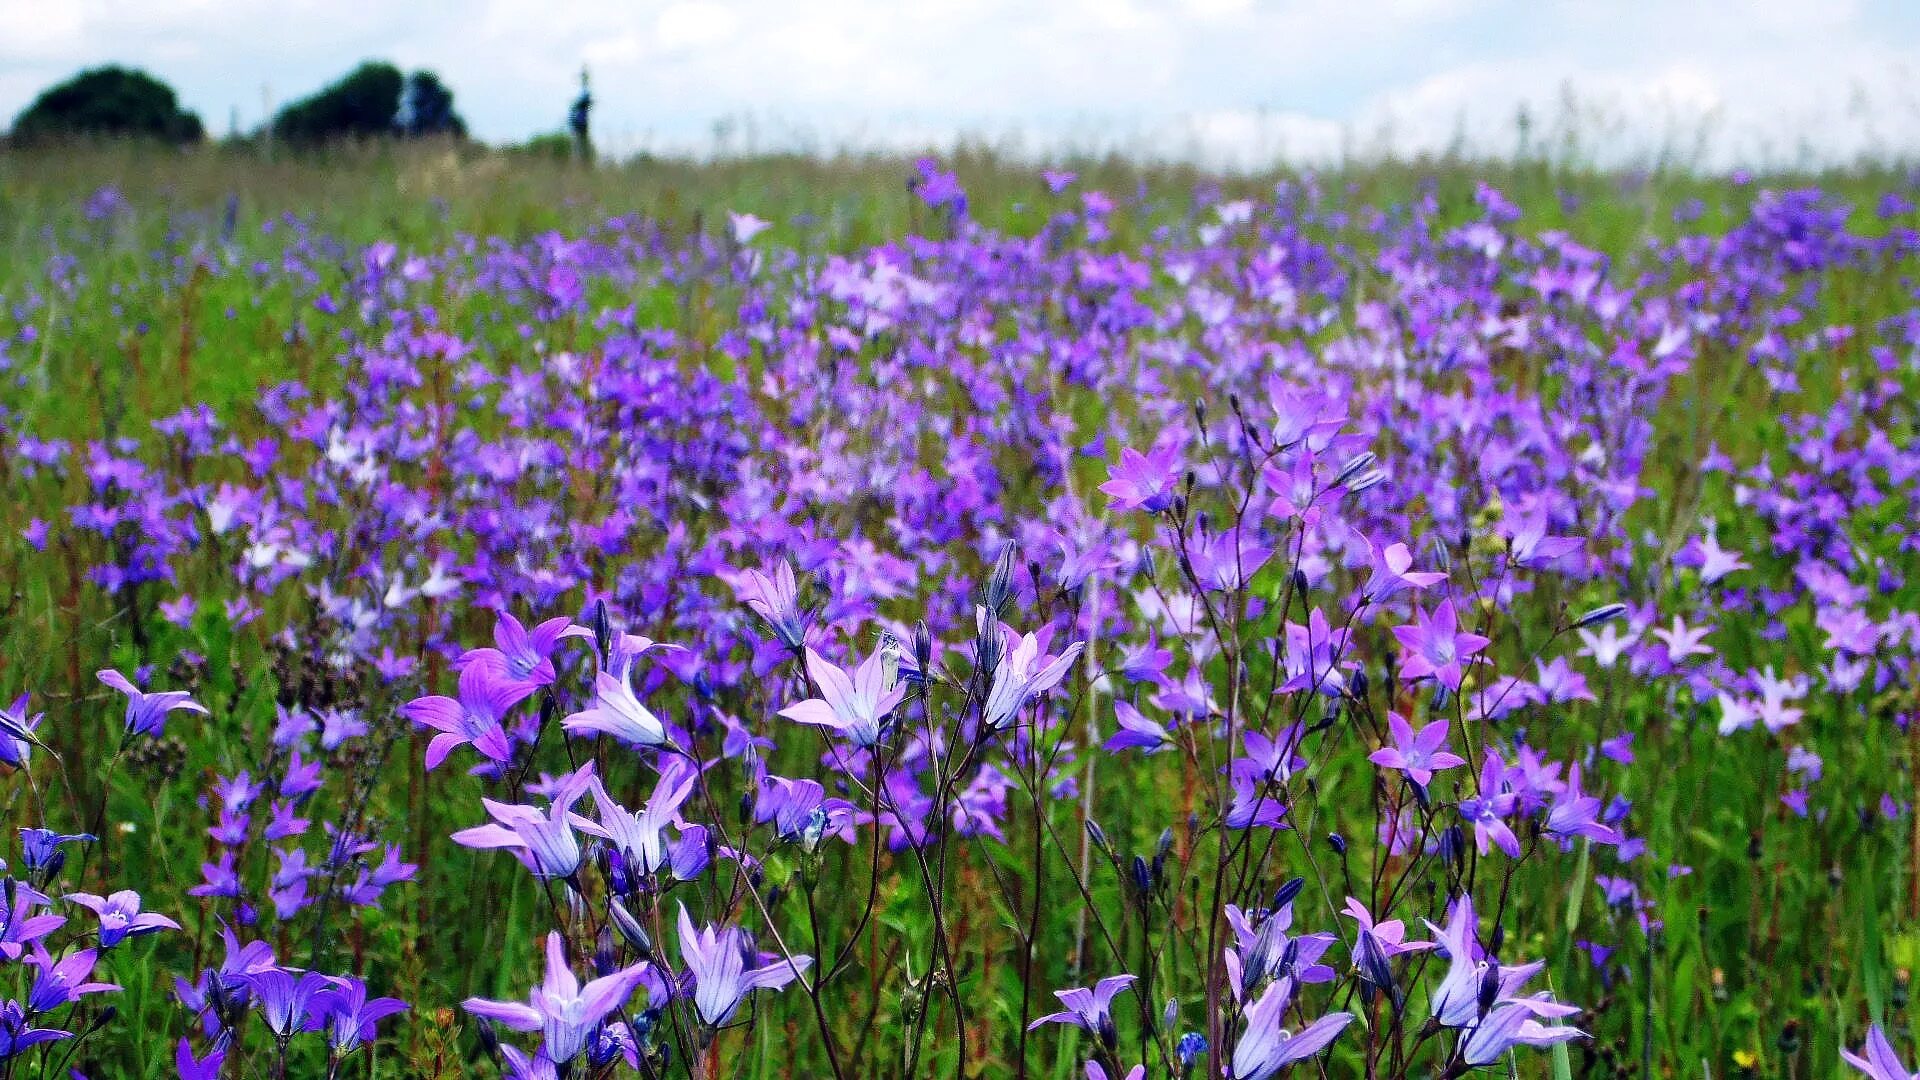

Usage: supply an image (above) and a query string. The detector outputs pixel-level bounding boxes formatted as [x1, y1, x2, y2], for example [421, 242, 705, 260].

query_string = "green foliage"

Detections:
[272, 61, 468, 146]
[514, 131, 579, 159]
[400, 71, 466, 139]
[273, 61, 406, 145]
[9, 66, 204, 145]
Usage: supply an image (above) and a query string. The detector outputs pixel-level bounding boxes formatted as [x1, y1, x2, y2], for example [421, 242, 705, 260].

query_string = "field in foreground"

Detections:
[0, 145, 1916, 1079]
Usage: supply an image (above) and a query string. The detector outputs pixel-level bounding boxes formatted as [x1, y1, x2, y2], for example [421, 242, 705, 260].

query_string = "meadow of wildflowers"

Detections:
[0, 146, 1917, 1079]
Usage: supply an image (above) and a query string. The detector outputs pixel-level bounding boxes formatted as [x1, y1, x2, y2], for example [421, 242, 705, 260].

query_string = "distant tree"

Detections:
[10, 66, 204, 145]
[272, 61, 403, 145]
[272, 62, 469, 145]
[399, 71, 466, 138]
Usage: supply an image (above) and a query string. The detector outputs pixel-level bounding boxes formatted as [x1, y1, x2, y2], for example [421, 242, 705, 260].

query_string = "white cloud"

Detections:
[655, 3, 740, 52]
[0, 0, 1915, 168]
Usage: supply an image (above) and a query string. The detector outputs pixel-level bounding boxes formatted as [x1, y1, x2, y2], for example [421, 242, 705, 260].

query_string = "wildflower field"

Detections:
[0, 143, 1917, 1079]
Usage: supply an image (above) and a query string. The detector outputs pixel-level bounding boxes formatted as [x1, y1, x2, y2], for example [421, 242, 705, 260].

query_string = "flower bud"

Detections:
[1572, 602, 1628, 629]
[985, 543, 1017, 615]
[1333, 451, 1377, 487]
[1085, 819, 1113, 860]
[609, 898, 653, 958]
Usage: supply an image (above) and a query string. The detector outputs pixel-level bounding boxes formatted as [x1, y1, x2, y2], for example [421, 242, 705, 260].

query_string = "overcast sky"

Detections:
[3, 0, 1917, 168]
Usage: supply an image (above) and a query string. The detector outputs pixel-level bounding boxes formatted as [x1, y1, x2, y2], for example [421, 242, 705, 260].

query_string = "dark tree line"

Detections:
[8, 61, 468, 146]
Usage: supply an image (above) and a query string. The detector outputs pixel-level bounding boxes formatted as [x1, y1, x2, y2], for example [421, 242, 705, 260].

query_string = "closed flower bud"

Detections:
[1327, 831, 1348, 855]
[1477, 963, 1502, 1017]
[591, 600, 612, 662]
[1273, 877, 1305, 910]
[1346, 468, 1387, 494]
[610, 898, 653, 958]
[985, 543, 1017, 615]
[1085, 819, 1113, 860]
[1572, 602, 1628, 629]
[913, 620, 934, 681]
[1334, 451, 1377, 487]
[594, 926, 618, 977]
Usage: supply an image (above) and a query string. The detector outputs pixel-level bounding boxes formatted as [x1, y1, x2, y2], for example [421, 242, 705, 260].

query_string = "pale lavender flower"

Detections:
[981, 623, 1085, 731]
[1228, 977, 1353, 1080]
[464, 932, 648, 1065]
[779, 645, 905, 747]
[676, 904, 812, 1027]
[1844, 1025, 1919, 1080]
[1103, 701, 1172, 754]
[451, 765, 596, 881]
[1367, 713, 1466, 788]
[561, 638, 670, 748]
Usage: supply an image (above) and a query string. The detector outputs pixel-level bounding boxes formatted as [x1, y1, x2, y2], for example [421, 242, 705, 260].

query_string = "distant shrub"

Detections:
[9, 66, 204, 145]
[513, 132, 578, 159]
[273, 62, 466, 146]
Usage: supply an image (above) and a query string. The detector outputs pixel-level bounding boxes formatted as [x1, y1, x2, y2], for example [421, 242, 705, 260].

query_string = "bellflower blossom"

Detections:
[401, 660, 534, 771]
[676, 904, 813, 1027]
[580, 758, 700, 878]
[1845, 1025, 1919, 1080]
[1027, 973, 1136, 1046]
[1368, 713, 1466, 788]
[98, 668, 206, 739]
[451, 764, 596, 881]
[461, 611, 576, 688]
[561, 636, 672, 748]
[980, 622, 1085, 731]
[1228, 976, 1353, 1080]
[462, 932, 649, 1065]
[779, 645, 906, 747]
[1100, 445, 1182, 512]
[64, 890, 179, 948]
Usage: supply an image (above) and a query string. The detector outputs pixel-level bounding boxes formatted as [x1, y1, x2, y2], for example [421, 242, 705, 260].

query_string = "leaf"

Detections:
[1565, 838, 1591, 937]
[1865, 848, 1886, 1027]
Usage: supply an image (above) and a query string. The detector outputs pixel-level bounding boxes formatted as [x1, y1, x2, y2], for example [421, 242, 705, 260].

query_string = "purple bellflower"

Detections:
[676, 904, 813, 1027]
[779, 645, 906, 747]
[1228, 976, 1353, 1080]
[1027, 973, 1136, 1047]
[98, 668, 206, 740]
[65, 890, 179, 948]
[1368, 713, 1466, 788]
[463, 932, 648, 1065]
